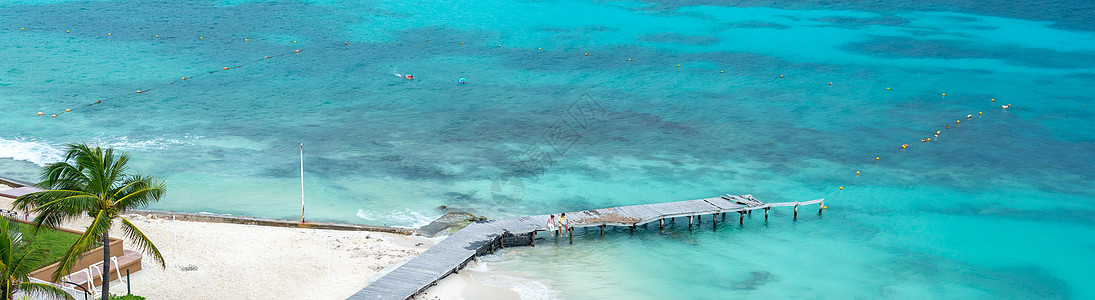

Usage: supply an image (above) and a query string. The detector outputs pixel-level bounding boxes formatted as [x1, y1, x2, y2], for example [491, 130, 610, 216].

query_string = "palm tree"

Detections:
[14, 143, 165, 300]
[0, 217, 74, 300]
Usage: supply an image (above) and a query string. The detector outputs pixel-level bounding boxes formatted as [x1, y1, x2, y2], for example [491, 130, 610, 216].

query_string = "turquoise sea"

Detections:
[2, 0, 1094, 298]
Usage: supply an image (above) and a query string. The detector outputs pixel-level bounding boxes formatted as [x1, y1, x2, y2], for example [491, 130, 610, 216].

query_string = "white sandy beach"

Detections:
[1, 193, 438, 299]
[0, 180, 530, 300]
[110, 214, 433, 299]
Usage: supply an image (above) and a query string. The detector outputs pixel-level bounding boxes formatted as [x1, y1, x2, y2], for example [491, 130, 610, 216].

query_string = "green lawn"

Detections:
[11, 221, 83, 271]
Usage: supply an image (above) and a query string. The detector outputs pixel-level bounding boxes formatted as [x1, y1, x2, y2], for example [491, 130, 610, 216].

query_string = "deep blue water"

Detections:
[2, 0, 1094, 298]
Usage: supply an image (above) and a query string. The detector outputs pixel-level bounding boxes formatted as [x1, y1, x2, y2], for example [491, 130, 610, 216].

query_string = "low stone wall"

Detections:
[126, 209, 415, 235]
[0, 176, 33, 188]
[2, 175, 415, 235]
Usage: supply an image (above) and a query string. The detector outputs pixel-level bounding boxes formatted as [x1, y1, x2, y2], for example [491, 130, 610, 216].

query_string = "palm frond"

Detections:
[112, 176, 166, 210]
[106, 150, 130, 190]
[17, 282, 75, 300]
[39, 162, 87, 191]
[0, 219, 13, 272]
[63, 144, 108, 197]
[49, 210, 112, 282]
[18, 191, 99, 234]
[120, 216, 165, 268]
[19, 190, 99, 212]
[11, 249, 48, 282]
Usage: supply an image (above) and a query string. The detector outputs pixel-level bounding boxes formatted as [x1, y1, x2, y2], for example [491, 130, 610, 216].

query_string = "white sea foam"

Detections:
[91, 135, 202, 151]
[355, 208, 439, 228]
[0, 135, 202, 166]
[470, 265, 560, 300]
[0, 137, 64, 166]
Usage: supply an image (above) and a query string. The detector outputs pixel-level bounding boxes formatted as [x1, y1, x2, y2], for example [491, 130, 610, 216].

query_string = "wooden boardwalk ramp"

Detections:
[347, 194, 823, 300]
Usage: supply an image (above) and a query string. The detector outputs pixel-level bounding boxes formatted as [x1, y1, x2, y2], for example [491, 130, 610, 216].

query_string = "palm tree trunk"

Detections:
[101, 231, 110, 300]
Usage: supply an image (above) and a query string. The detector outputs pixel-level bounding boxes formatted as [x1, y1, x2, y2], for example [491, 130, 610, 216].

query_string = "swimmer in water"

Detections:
[393, 73, 415, 80]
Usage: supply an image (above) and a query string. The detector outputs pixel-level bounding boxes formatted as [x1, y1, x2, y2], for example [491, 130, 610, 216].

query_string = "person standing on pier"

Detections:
[547, 214, 558, 237]
[559, 213, 569, 237]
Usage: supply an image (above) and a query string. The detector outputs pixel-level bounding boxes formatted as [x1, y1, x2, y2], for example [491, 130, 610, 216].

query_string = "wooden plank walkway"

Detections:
[348, 194, 824, 300]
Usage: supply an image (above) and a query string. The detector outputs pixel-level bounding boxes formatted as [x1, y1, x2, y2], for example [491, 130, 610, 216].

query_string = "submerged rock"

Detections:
[733, 271, 773, 290]
[416, 210, 478, 237]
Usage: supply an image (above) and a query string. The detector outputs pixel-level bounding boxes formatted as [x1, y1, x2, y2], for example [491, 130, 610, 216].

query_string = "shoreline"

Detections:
[420, 257, 560, 300]
[0, 176, 538, 299]
[0, 180, 438, 299]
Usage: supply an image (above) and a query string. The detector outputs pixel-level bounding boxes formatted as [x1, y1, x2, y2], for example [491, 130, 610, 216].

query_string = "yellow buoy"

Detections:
[107, 33, 111, 36]
[223, 67, 228, 70]
[200, 36, 203, 39]
[538, 47, 541, 50]
[244, 39, 248, 42]
[822, 206, 827, 209]
[428, 41, 431, 43]
[676, 64, 680, 67]
[956, 120, 960, 124]
[66, 30, 70, 33]
[461, 42, 464, 44]
[21, 28, 25, 30]
[886, 87, 890, 90]
[584, 53, 588, 56]
[720, 70, 724, 73]
[497, 44, 501, 47]
[942, 93, 946, 97]
[829, 82, 833, 85]
[839, 186, 843, 190]
[876, 157, 879, 161]
[344, 42, 348, 45]
[936, 131, 941, 134]
[65, 109, 71, 112]
[293, 41, 297, 43]
[991, 98, 995, 102]
[628, 58, 631, 61]
[856, 171, 860, 176]
[156, 34, 159, 37]
[37, 112, 43, 116]
[979, 112, 982, 115]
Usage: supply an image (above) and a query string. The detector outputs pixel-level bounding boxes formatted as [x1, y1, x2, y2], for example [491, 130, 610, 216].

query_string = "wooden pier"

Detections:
[347, 194, 824, 300]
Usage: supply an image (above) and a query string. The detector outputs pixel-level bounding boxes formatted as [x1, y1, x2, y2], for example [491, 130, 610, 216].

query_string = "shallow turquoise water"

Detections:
[2, 0, 1094, 298]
